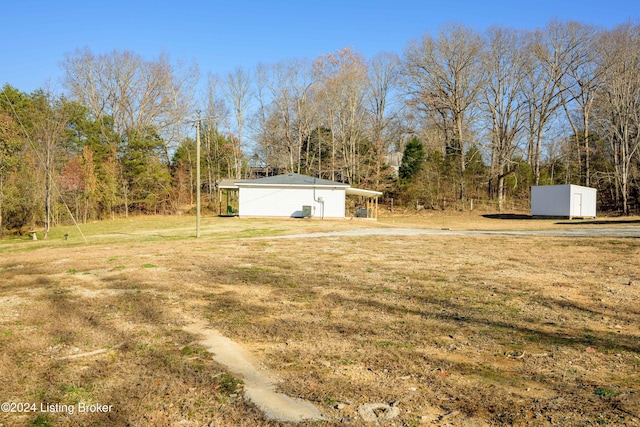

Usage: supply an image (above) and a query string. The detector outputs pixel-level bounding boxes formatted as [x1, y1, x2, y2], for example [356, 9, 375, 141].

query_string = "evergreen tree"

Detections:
[399, 137, 425, 181]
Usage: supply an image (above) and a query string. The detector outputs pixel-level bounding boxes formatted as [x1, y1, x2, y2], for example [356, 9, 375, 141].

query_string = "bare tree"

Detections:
[336, 51, 368, 184]
[225, 67, 252, 179]
[31, 92, 69, 239]
[203, 73, 231, 199]
[596, 23, 640, 215]
[312, 57, 339, 180]
[481, 26, 528, 210]
[62, 48, 199, 215]
[255, 59, 315, 174]
[62, 48, 198, 156]
[404, 23, 485, 200]
[254, 68, 287, 172]
[313, 48, 368, 183]
[522, 21, 582, 185]
[366, 51, 402, 188]
[257, 62, 295, 172]
[158, 56, 200, 165]
[559, 23, 604, 187]
[291, 60, 317, 175]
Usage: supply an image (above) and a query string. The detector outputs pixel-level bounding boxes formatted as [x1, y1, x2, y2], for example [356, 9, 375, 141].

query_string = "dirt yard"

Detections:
[0, 214, 639, 426]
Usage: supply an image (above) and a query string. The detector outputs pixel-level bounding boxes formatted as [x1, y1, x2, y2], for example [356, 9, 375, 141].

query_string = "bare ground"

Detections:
[0, 214, 639, 426]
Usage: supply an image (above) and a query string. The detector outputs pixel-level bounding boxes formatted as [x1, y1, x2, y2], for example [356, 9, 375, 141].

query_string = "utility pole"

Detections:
[196, 112, 201, 238]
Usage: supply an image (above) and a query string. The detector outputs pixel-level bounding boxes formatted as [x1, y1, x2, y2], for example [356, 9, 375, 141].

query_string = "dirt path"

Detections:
[183, 320, 325, 423]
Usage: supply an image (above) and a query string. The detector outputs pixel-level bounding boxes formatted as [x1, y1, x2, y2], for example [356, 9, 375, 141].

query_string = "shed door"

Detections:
[571, 193, 582, 217]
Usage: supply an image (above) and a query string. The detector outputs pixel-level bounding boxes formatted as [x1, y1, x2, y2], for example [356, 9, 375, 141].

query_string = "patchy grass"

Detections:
[0, 214, 639, 426]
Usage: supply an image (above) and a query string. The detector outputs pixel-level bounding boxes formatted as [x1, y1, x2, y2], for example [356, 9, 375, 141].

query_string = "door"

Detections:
[571, 193, 582, 217]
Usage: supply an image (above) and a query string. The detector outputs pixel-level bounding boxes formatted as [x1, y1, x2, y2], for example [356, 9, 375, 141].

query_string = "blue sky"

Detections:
[1, 0, 637, 94]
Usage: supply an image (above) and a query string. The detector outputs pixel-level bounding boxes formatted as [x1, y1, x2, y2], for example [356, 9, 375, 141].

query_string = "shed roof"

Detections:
[531, 184, 597, 192]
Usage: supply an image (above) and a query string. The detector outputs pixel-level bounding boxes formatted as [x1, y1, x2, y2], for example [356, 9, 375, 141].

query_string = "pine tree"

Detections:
[399, 137, 425, 182]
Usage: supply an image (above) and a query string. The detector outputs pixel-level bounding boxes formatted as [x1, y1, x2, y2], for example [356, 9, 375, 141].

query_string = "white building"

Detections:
[219, 173, 382, 219]
[531, 184, 597, 218]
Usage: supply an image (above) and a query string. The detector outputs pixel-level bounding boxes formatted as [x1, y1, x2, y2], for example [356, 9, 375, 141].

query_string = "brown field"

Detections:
[1, 213, 639, 426]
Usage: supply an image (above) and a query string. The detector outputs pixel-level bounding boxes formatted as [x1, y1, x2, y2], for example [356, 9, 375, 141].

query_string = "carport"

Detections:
[218, 178, 239, 216]
[346, 187, 382, 219]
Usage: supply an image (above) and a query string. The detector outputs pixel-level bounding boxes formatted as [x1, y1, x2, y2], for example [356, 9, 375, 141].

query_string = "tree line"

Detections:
[1, 20, 640, 236]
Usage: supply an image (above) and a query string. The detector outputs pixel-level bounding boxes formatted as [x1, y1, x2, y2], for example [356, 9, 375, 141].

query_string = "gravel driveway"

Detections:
[260, 226, 640, 239]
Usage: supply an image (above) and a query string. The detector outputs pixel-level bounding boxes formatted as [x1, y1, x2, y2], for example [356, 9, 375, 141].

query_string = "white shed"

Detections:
[531, 184, 597, 218]
[221, 173, 382, 219]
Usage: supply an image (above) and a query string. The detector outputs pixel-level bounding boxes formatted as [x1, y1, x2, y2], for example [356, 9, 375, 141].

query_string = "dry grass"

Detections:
[1, 213, 639, 426]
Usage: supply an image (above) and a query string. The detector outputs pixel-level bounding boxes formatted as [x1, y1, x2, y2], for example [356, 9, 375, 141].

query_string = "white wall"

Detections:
[571, 185, 597, 217]
[238, 186, 346, 218]
[531, 185, 570, 216]
[531, 185, 597, 217]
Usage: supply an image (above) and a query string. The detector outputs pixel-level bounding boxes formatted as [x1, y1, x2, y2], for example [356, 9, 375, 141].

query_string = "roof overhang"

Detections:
[218, 178, 239, 190]
[235, 183, 348, 189]
[220, 178, 381, 197]
[346, 187, 383, 197]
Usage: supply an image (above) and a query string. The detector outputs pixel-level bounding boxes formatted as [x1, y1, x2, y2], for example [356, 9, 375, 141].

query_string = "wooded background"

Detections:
[1, 20, 639, 236]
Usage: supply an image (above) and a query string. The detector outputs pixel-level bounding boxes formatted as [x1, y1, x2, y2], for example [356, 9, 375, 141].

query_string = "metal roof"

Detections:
[346, 187, 383, 197]
[219, 173, 381, 199]
[235, 173, 349, 187]
[218, 178, 239, 189]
